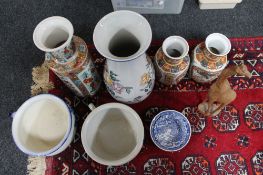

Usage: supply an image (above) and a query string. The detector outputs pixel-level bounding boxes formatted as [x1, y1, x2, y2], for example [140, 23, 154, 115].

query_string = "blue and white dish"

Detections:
[150, 110, 191, 151]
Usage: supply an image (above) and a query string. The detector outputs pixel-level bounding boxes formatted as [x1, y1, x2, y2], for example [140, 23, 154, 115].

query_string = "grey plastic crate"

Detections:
[111, 0, 185, 14]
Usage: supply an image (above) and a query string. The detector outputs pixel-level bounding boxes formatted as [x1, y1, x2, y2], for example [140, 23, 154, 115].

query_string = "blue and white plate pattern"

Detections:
[150, 110, 191, 151]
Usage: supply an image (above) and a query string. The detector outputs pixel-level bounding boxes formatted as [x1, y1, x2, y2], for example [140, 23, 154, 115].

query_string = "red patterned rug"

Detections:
[46, 37, 263, 175]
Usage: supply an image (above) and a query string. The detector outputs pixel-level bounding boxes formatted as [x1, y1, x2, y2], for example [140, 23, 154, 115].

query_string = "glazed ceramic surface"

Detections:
[46, 36, 101, 97]
[154, 36, 190, 85]
[93, 10, 155, 104]
[33, 16, 101, 97]
[81, 103, 144, 166]
[103, 55, 155, 104]
[33, 16, 74, 62]
[190, 33, 231, 83]
[49, 38, 75, 62]
[150, 110, 191, 151]
[12, 94, 75, 156]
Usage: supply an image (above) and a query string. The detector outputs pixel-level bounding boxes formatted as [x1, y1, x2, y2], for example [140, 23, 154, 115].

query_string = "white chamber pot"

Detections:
[12, 94, 75, 156]
[81, 103, 144, 166]
[93, 10, 155, 104]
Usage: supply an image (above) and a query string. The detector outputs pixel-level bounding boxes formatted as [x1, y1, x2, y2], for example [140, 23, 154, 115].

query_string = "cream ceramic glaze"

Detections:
[33, 16, 73, 54]
[20, 99, 68, 152]
[81, 103, 144, 166]
[205, 33, 231, 57]
[12, 94, 75, 156]
[93, 10, 155, 104]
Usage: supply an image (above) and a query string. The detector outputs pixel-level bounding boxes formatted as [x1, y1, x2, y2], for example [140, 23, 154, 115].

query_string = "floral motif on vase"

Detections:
[104, 67, 133, 98]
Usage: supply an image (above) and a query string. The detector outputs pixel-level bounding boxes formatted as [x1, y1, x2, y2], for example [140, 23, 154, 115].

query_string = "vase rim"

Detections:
[162, 36, 189, 60]
[33, 16, 74, 53]
[93, 10, 152, 62]
[205, 33, 231, 57]
[12, 94, 73, 156]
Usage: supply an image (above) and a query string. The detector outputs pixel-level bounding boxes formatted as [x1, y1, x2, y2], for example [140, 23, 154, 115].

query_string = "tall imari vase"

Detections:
[33, 16, 101, 97]
[93, 10, 155, 104]
[154, 36, 190, 85]
[190, 33, 231, 83]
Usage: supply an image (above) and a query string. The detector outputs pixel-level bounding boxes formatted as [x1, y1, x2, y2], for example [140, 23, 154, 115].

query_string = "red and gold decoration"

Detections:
[42, 37, 262, 175]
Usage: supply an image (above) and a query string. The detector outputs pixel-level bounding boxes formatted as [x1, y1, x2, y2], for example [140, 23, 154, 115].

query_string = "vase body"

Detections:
[93, 10, 155, 104]
[190, 33, 231, 83]
[104, 54, 155, 104]
[154, 36, 190, 85]
[33, 16, 101, 97]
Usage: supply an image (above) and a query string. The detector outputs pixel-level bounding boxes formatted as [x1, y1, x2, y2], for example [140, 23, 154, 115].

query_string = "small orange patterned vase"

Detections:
[190, 33, 231, 83]
[154, 36, 190, 85]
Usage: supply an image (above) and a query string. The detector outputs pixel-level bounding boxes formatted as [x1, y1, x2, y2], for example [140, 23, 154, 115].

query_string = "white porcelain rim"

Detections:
[33, 16, 74, 53]
[93, 10, 152, 62]
[81, 102, 144, 166]
[12, 94, 73, 156]
[205, 33, 231, 57]
[162, 36, 189, 60]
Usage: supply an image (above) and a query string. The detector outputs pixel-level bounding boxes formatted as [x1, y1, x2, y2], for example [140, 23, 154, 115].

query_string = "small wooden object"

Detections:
[198, 64, 252, 117]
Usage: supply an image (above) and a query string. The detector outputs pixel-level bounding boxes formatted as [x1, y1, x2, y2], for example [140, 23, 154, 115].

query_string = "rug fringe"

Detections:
[27, 156, 46, 175]
[27, 61, 53, 175]
[31, 61, 54, 96]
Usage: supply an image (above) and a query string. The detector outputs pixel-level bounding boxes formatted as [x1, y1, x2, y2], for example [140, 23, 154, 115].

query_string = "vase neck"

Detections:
[202, 43, 224, 61]
[161, 48, 183, 65]
[49, 38, 75, 63]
